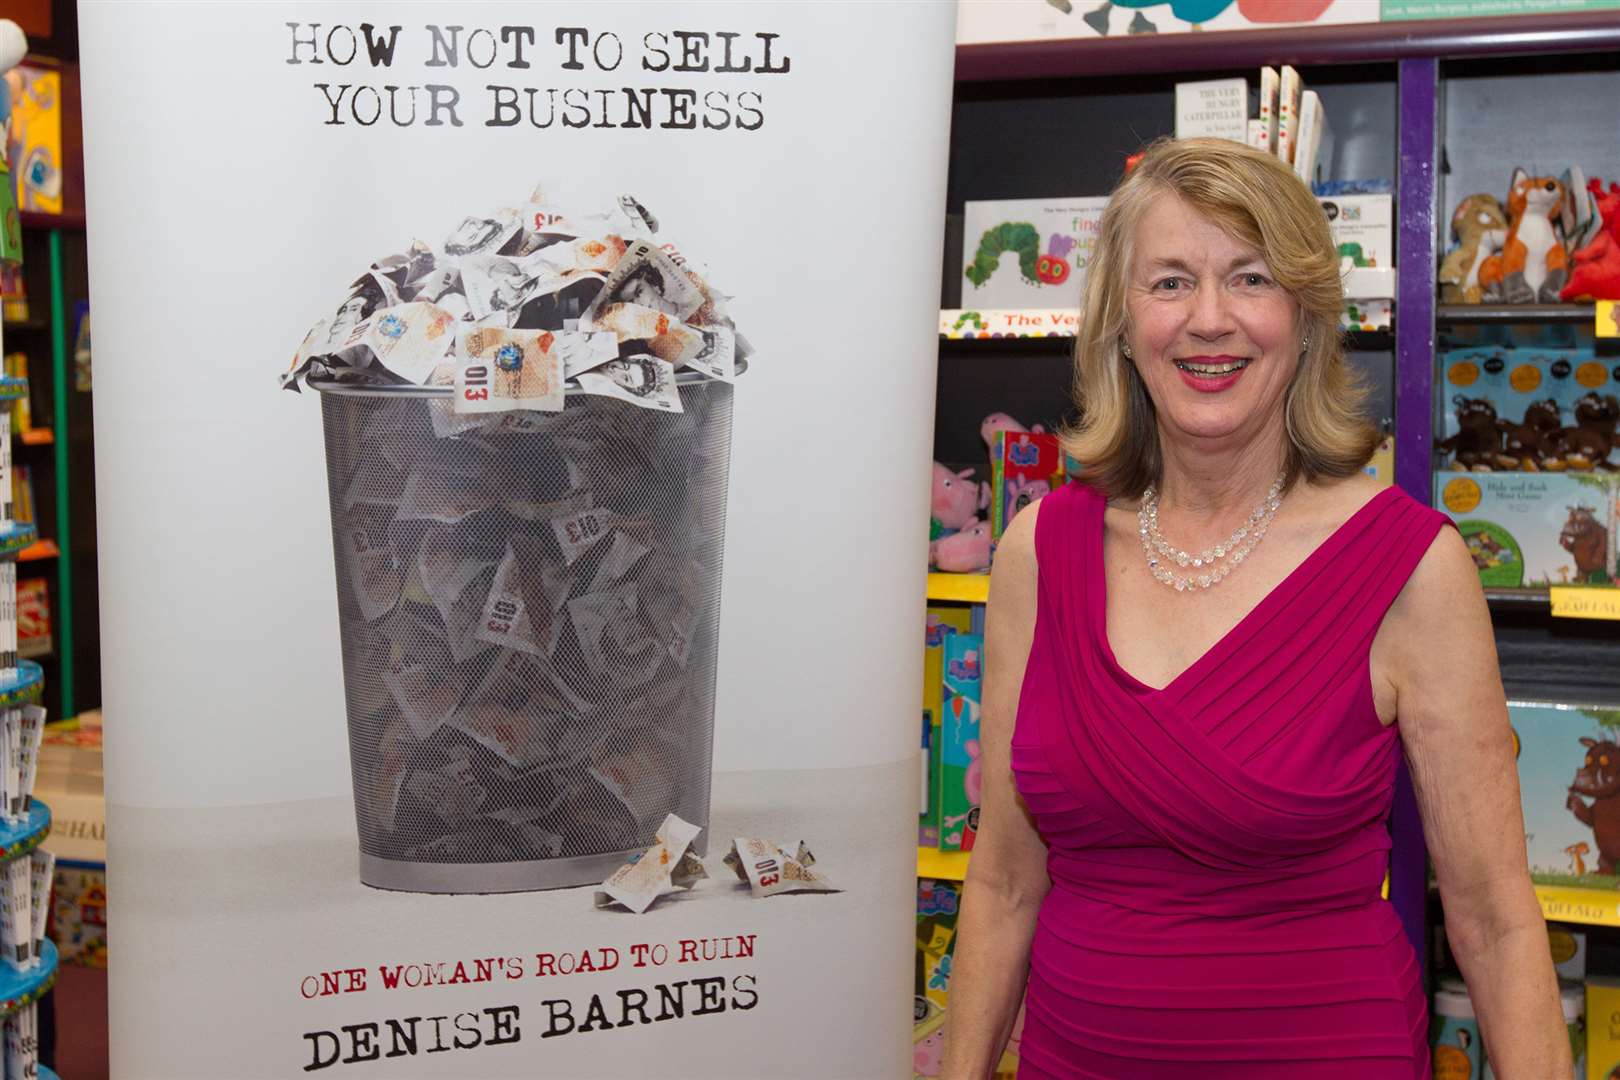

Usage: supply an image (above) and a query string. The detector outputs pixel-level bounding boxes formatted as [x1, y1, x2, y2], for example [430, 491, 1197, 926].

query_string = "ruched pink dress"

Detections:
[1011, 481, 1447, 1078]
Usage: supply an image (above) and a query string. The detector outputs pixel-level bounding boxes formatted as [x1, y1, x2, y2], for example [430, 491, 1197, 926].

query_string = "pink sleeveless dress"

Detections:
[1011, 482, 1447, 1078]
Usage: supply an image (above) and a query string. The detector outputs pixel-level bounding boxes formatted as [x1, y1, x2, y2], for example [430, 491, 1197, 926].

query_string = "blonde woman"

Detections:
[943, 138, 1564, 1078]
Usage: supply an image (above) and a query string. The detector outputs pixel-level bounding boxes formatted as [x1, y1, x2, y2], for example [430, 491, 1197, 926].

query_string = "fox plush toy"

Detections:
[1479, 169, 1569, 303]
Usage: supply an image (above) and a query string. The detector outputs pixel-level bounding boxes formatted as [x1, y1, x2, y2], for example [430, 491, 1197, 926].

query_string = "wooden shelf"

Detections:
[956, 9, 1620, 82]
[18, 538, 58, 563]
[1436, 303, 1594, 324]
[0, 319, 47, 331]
[927, 573, 989, 604]
[918, 848, 970, 881]
[19, 210, 86, 231]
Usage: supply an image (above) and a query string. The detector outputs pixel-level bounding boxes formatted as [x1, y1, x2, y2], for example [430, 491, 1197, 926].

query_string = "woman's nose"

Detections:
[1186, 282, 1235, 341]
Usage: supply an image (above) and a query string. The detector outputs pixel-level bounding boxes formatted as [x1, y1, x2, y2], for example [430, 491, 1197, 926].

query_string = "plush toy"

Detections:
[930, 462, 989, 535]
[1561, 178, 1620, 302]
[1479, 169, 1569, 303]
[931, 518, 991, 573]
[1555, 392, 1620, 471]
[1434, 397, 1506, 471]
[979, 411, 1046, 451]
[1439, 194, 1507, 304]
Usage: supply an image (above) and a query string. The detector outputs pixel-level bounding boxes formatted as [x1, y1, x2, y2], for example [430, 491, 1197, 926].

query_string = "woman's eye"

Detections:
[1237, 272, 1269, 288]
[1154, 277, 1183, 292]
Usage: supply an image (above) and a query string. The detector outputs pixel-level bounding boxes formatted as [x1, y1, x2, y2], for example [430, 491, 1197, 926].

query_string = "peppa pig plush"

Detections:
[980, 412, 1046, 456]
[930, 517, 991, 573]
[931, 462, 990, 535]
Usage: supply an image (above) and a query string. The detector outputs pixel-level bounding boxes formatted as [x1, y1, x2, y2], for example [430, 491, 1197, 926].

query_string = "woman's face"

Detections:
[1125, 192, 1302, 457]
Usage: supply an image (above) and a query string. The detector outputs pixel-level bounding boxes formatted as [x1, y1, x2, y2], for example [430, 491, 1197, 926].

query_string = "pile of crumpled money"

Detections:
[282, 189, 747, 418]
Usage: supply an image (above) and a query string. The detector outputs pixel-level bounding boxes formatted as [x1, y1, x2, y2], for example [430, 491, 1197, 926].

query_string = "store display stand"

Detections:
[0, 311, 56, 1075]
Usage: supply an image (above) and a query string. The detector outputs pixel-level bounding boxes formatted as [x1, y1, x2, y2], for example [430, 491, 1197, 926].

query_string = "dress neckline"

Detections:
[1091, 484, 1399, 696]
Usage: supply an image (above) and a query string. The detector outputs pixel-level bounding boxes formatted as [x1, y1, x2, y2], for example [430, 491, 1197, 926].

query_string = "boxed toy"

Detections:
[1510, 701, 1620, 891]
[1435, 471, 1616, 587]
[990, 429, 1066, 541]
[51, 862, 107, 967]
[1438, 347, 1620, 471]
[940, 633, 984, 853]
[1320, 194, 1392, 265]
[1589, 978, 1620, 1080]
[923, 607, 974, 847]
[913, 876, 1024, 1080]
[961, 198, 1109, 311]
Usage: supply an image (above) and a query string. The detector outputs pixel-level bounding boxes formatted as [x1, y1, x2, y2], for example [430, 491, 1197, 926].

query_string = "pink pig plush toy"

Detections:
[930, 517, 991, 573]
[979, 411, 1046, 453]
[930, 462, 990, 533]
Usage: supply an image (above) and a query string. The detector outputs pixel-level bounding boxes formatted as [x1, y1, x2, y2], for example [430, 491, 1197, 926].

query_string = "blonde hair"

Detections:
[1061, 137, 1380, 499]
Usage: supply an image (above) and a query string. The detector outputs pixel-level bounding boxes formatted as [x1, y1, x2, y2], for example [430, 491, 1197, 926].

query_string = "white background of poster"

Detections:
[956, 0, 1374, 44]
[81, 2, 954, 1076]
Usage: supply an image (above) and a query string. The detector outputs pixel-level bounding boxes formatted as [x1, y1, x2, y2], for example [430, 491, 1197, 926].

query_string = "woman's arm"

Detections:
[1375, 527, 1568, 1077]
[941, 504, 1052, 1080]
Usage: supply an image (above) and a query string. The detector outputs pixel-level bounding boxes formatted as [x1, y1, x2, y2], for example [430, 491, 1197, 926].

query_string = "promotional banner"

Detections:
[80, 3, 955, 1076]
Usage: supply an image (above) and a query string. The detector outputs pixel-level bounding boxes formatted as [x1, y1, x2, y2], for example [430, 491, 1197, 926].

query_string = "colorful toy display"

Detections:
[1562, 178, 1620, 303]
[990, 429, 1066, 540]
[1435, 348, 1620, 472]
[931, 462, 989, 536]
[1479, 168, 1570, 304]
[1435, 471, 1614, 587]
[1439, 193, 1508, 305]
[1511, 701, 1620, 889]
[939, 634, 983, 853]
[921, 606, 974, 847]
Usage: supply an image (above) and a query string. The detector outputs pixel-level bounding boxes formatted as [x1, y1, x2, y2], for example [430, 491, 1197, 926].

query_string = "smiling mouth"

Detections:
[1175, 358, 1251, 376]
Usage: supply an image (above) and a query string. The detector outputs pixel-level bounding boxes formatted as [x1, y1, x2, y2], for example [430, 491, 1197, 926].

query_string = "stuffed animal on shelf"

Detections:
[931, 462, 990, 536]
[1556, 392, 1620, 471]
[1479, 169, 1569, 304]
[1438, 194, 1507, 304]
[979, 412, 1046, 462]
[1434, 396, 1507, 471]
[931, 517, 992, 573]
[1561, 178, 1620, 302]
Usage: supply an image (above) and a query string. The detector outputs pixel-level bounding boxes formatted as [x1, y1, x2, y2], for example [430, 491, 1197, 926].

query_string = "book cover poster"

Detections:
[81, 4, 956, 1076]
[962, 198, 1108, 312]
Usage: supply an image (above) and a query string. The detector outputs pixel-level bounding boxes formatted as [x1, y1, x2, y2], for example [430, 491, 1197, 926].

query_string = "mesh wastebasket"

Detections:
[313, 374, 733, 893]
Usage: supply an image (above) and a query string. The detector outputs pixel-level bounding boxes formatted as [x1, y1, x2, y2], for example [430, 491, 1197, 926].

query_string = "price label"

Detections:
[1548, 586, 1620, 621]
[1598, 300, 1619, 340]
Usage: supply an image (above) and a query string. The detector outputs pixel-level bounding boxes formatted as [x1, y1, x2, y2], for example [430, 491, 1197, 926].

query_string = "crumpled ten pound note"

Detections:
[723, 837, 840, 898]
[594, 812, 708, 914]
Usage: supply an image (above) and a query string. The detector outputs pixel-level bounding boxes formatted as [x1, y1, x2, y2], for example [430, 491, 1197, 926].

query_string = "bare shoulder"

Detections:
[1385, 521, 1483, 631]
[987, 497, 1041, 626]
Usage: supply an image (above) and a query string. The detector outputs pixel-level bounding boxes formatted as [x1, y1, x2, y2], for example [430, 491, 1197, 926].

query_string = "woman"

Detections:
[942, 138, 1564, 1078]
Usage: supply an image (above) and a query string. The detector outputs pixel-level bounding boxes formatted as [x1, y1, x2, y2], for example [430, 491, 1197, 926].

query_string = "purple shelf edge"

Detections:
[1390, 56, 1440, 966]
[957, 9, 1620, 81]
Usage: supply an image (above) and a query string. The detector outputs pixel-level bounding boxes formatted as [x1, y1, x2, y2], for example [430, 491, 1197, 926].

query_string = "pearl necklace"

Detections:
[1138, 472, 1285, 591]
